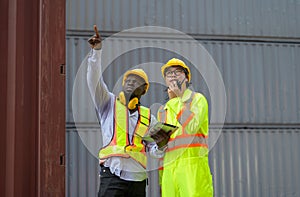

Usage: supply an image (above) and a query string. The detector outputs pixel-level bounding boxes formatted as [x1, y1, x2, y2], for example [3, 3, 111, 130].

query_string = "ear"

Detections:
[141, 89, 146, 95]
[141, 84, 147, 95]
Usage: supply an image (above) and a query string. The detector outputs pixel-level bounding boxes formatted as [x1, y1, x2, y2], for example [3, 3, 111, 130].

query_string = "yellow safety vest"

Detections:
[158, 89, 209, 165]
[99, 99, 151, 168]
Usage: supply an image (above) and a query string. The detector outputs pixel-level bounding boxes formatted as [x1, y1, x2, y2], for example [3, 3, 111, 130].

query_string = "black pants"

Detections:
[98, 165, 146, 197]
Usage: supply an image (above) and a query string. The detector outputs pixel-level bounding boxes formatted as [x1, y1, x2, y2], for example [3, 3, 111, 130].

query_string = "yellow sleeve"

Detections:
[176, 93, 209, 136]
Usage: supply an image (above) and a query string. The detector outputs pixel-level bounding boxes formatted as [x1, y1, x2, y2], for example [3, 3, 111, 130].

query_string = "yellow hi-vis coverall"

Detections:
[157, 89, 213, 197]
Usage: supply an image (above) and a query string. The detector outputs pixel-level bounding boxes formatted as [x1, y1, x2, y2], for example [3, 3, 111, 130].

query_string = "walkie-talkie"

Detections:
[176, 78, 186, 90]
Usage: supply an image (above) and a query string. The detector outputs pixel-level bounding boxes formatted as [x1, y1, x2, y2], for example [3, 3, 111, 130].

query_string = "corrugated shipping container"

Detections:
[66, 36, 300, 124]
[66, 1, 300, 197]
[66, 0, 300, 37]
[66, 127, 300, 197]
[1, 0, 65, 195]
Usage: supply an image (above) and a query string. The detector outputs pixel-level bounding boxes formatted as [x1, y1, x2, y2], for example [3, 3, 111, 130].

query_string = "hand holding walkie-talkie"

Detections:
[168, 77, 188, 99]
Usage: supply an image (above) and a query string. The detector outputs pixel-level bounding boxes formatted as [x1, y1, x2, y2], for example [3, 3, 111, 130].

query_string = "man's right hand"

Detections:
[167, 88, 176, 99]
[88, 25, 102, 50]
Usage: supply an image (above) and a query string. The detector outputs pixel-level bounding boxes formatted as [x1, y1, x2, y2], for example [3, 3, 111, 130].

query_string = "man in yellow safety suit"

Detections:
[157, 58, 214, 197]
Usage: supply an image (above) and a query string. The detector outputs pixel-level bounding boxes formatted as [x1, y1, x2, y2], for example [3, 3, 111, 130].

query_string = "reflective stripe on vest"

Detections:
[99, 99, 151, 168]
[176, 105, 194, 129]
[159, 92, 208, 151]
[167, 134, 208, 151]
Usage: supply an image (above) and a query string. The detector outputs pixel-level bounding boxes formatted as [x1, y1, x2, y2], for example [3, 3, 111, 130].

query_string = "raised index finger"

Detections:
[94, 25, 99, 38]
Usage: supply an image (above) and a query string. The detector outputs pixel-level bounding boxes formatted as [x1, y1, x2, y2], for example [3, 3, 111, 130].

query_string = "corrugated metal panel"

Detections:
[66, 126, 300, 197]
[66, 0, 300, 37]
[67, 34, 222, 125]
[66, 129, 99, 197]
[202, 41, 300, 124]
[210, 127, 300, 197]
[66, 38, 92, 123]
[66, 36, 300, 124]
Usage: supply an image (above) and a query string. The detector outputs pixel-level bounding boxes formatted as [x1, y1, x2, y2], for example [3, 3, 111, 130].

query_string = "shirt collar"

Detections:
[181, 88, 193, 102]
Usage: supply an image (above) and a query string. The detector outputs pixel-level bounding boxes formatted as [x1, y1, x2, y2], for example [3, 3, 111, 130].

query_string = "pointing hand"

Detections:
[88, 25, 102, 50]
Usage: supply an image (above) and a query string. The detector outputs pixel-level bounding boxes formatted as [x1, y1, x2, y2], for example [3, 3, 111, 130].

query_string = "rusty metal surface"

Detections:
[0, 0, 9, 194]
[0, 0, 65, 196]
[2, 0, 40, 196]
[39, 0, 66, 196]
